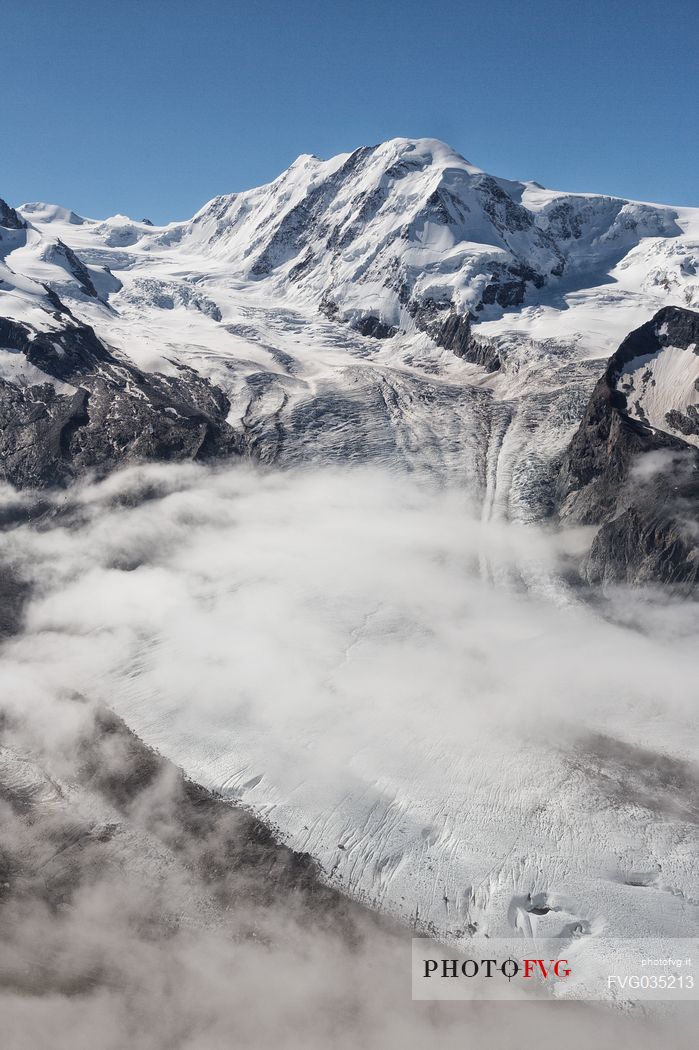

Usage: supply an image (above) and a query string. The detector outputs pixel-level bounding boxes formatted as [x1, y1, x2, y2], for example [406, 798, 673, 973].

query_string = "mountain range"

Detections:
[1, 137, 698, 584]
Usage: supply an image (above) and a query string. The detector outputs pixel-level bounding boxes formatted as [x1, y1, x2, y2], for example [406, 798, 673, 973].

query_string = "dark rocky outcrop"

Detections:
[0, 198, 26, 231]
[318, 297, 398, 342]
[478, 261, 547, 310]
[665, 405, 699, 438]
[557, 306, 699, 586]
[421, 306, 501, 372]
[354, 314, 397, 340]
[0, 561, 30, 638]
[0, 314, 241, 488]
[45, 238, 99, 298]
[585, 492, 698, 586]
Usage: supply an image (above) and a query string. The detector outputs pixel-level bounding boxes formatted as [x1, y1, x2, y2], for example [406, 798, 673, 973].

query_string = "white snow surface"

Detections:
[619, 341, 699, 447]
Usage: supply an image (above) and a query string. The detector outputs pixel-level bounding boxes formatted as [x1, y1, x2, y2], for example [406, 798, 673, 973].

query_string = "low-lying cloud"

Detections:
[1, 461, 697, 1047]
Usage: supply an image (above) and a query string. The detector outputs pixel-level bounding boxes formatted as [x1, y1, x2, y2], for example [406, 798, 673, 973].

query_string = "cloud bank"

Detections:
[0, 461, 698, 1046]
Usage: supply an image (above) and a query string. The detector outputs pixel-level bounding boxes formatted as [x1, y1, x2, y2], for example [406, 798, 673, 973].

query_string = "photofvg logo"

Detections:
[424, 956, 571, 981]
[412, 941, 571, 1001]
[411, 938, 699, 1001]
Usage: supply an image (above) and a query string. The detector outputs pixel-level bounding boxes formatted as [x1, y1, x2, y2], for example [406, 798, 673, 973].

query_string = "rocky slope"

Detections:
[0, 308, 240, 488]
[557, 306, 699, 586]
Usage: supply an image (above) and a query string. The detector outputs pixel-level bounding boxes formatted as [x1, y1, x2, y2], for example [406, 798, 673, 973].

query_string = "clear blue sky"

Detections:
[3, 0, 698, 222]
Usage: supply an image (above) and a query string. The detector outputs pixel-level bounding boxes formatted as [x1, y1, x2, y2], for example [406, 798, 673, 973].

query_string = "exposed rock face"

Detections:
[43, 239, 99, 298]
[557, 306, 699, 586]
[0, 313, 241, 488]
[427, 309, 501, 372]
[0, 198, 26, 231]
[0, 561, 29, 638]
[354, 315, 398, 340]
[586, 491, 698, 587]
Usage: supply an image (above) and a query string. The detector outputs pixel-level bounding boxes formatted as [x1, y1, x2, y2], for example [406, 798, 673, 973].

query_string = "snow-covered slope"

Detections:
[618, 337, 699, 447]
[164, 137, 692, 336]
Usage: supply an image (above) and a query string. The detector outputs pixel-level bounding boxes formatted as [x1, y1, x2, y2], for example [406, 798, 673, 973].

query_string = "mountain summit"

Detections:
[153, 137, 687, 346]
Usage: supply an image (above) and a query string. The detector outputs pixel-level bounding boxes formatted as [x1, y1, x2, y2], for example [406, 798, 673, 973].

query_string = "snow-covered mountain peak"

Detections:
[133, 136, 685, 348]
[1, 198, 121, 325]
[352, 135, 481, 173]
[4, 137, 699, 369]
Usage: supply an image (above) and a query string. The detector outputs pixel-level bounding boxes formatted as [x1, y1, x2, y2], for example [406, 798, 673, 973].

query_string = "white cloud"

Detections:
[1, 461, 698, 1044]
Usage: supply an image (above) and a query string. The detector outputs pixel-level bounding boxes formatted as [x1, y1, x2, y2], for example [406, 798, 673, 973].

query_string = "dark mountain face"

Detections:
[0, 312, 241, 488]
[557, 307, 699, 586]
[0, 198, 25, 231]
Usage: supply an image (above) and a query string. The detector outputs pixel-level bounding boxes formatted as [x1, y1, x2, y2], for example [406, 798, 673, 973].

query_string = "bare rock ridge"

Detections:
[557, 306, 699, 586]
[0, 198, 25, 231]
[426, 308, 502, 372]
[44, 239, 100, 299]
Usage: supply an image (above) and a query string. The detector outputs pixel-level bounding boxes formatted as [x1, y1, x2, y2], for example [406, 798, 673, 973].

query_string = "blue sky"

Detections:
[3, 0, 698, 221]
